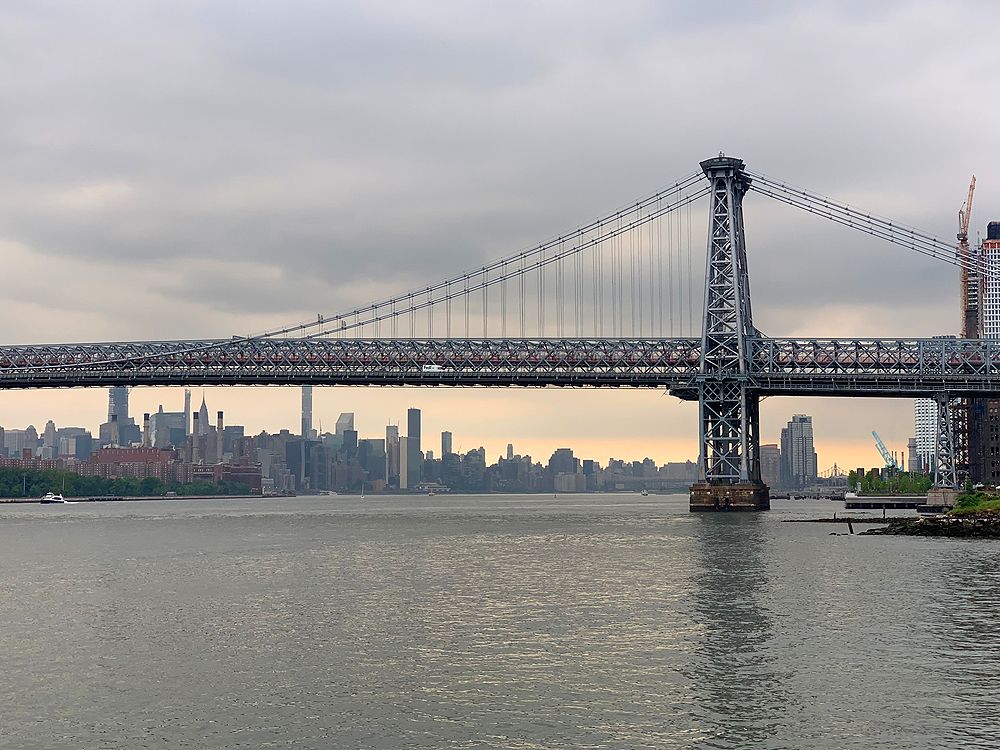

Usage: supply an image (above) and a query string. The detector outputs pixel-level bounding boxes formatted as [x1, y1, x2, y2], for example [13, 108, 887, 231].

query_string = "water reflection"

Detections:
[682, 514, 793, 746]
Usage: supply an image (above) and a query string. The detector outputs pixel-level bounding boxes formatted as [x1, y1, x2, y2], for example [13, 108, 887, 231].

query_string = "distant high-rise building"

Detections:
[358, 439, 387, 482]
[907, 437, 922, 475]
[914, 399, 936, 473]
[759, 444, 781, 487]
[406, 408, 422, 487]
[108, 387, 128, 424]
[184, 389, 192, 436]
[399, 436, 410, 490]
[779, 415, 817, 488]
[441, 431, 453, 456]
[548, 448, 577, 475]
[506, 443, 514, 460]
[43, 420, 57, 449]
[151, 405, 187, 448]
[335, 412, 355, 436]
[301, 386, 313, 439]
[198, 395, 210, 436]
[386, 424, 400, 485]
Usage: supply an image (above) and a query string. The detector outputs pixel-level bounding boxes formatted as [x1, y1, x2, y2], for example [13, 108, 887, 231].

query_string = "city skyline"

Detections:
[0, 384, 917, 474]
[0, 3, 997, 470]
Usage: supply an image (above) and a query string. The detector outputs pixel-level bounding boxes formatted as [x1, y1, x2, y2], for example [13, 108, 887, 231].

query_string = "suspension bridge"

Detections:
[3, 155, 995, 510]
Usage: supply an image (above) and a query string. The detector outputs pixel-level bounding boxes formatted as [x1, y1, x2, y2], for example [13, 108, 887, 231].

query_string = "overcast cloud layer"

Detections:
[1, 0, 998, 466]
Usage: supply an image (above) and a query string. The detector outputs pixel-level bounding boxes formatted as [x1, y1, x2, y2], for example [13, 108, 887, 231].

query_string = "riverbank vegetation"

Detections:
[949, 491, 1000, 517]
[846, 470, 932, 496]
[0, 468, 251, 498]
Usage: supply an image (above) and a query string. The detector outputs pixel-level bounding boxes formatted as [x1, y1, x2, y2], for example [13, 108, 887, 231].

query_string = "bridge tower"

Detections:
[690, 156, 770, 511]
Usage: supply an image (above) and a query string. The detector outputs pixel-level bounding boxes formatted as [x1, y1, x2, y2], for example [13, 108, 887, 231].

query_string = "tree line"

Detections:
[0, 467, 251, 498]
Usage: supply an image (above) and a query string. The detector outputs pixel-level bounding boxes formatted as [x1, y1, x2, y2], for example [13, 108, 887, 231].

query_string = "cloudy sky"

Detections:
[1, 0, 999, 468]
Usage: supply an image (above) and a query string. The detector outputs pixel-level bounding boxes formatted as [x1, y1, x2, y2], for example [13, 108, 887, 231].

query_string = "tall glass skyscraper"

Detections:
[407, 408, 421, 487]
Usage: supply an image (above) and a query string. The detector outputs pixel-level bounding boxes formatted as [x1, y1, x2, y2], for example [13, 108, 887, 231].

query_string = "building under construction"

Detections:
[966, 217, 1000, 484]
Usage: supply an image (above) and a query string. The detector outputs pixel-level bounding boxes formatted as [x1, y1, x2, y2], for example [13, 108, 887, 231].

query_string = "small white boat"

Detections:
[40, 492, 66, 504]
[641, 490, 649, 497]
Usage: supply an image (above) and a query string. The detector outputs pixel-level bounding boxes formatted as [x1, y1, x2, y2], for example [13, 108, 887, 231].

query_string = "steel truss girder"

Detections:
[0, 337, 704, 389]
[6, 335, 1000, 395]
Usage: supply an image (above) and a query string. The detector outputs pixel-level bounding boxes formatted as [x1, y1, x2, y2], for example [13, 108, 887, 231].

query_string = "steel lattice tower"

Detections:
[690, 156, 769, 510]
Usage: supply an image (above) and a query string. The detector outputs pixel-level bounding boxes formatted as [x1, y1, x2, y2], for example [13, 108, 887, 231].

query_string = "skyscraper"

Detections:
[399, 436, 410, 490]
[184, 389, 191, 436]
[301, 386, 313, 439]
[441, 431, 453, 456]
[386, 424, 400, 485]
[198, 395, 210, 436]
[108, 387, 128, 424]
[779, 415, 818, 488]
[335, 413, 355, 436]
[914, 398, 937, 473]
[406, 408, 421, 487]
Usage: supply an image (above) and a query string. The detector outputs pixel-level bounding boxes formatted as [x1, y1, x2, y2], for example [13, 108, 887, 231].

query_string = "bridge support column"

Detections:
[930, 393, 960, 507]
[689, 155, 768, 511]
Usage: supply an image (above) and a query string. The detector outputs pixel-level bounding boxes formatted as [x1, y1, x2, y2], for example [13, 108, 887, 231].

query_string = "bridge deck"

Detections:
[0, 336, 999, 397]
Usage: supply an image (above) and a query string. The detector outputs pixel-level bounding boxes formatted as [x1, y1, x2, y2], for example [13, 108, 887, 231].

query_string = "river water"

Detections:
[1, 494, 998, 749]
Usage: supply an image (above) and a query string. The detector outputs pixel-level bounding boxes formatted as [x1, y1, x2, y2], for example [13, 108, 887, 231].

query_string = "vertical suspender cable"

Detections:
[628, 217, 642, 338]
[446, 283, 452, 338]
[648, 214, 654, 338]
[666, 206, 673, 337]
[594, 235, 600, 336]
[538, 248, 544, 337]
[687, 197, 692, 336]
[483, 268, 488, 338]
[520, 255, 526, 337]
[657, 212, 663, 337]
[501, 262, 507, 338]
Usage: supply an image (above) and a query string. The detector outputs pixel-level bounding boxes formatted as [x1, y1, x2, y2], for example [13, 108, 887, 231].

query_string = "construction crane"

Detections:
[959, 175, 978, 336]
[871, 431, 899, 471]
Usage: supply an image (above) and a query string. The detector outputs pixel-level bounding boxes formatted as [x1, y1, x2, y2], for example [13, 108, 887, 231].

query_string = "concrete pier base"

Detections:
[925, 487, 959, 509]
[689, 481, 771, 512]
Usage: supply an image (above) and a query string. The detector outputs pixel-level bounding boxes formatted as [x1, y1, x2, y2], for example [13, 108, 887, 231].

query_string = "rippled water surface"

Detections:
[1, 494, 999, 749]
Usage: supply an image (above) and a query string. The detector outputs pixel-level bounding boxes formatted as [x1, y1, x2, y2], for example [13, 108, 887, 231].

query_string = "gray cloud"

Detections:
[1, 1, 998, 339]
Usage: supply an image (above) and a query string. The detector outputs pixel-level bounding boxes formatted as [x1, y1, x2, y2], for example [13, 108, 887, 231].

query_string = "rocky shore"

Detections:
[862, 514, 1000, 538]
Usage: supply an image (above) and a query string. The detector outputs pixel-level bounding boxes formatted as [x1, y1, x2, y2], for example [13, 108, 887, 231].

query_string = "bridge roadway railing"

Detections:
[0, 338, 703, 389]
[2, 336, 1000, 396]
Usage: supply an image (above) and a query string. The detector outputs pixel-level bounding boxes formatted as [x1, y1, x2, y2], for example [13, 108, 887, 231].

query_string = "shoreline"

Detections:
[862, 514, 1000, 538]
